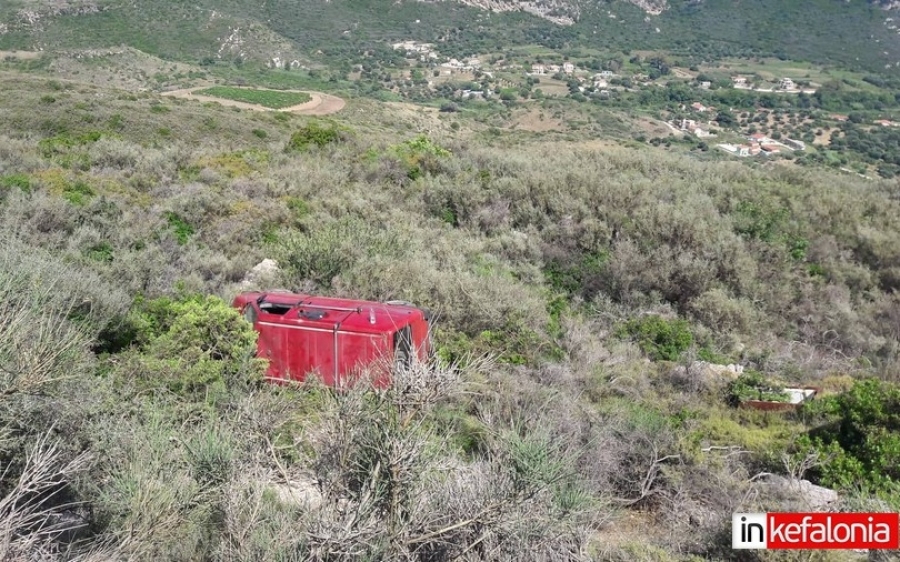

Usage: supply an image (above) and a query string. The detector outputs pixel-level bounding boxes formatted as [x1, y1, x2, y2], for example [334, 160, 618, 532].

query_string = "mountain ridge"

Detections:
[2, 0, 900, 74]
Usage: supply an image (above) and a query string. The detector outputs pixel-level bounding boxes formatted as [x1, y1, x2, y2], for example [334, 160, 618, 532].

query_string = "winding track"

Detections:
[161, 86, 346, 115]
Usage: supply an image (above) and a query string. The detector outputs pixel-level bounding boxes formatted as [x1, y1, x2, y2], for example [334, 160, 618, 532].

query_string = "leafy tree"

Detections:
[715, 109, 737, 128]
[499, 89, 518, 102]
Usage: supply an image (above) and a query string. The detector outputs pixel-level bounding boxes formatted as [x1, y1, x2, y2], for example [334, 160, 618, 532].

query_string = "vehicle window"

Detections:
[258, 303, 292, 315]
[243, 304, 259, 324]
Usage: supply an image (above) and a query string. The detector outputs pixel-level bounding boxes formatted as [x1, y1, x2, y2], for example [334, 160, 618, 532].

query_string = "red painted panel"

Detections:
[232, 291, 432, 388]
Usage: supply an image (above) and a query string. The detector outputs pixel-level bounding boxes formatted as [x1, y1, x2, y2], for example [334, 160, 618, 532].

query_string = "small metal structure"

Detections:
[739, 387, 821, 412]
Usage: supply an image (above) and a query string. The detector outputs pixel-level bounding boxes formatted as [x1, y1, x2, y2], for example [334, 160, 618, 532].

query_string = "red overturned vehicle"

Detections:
[233, 291, 432, 387]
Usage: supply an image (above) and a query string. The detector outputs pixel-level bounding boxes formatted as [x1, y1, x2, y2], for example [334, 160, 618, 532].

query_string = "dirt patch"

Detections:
[0, 50, 42, 60]
[508, 107, 565, 132]
[670, 67, 696, 80]
[162, 86, 345, 115]
[637, 117, 680, 138]
[382, 101, 439, 114]
[533, 78, 569, 97]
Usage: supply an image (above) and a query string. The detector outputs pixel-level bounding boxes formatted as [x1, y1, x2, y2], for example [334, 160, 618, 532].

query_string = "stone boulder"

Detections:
[758, 475, 839, 511]
[670, 361, 743, 392]
[240, 258, 280, 290]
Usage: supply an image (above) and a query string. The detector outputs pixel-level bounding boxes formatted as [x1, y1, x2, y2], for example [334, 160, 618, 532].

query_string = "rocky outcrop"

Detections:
[240, 258, 281, 290]
[757, 475, 839, 511]
[447, 0, 668, 23]
[626, 0, 668, 15]
[16, 2, 103, 27]
[874, 0, 900, 10]
[670, 361, 743, 392]
[450, 0, 578, 25]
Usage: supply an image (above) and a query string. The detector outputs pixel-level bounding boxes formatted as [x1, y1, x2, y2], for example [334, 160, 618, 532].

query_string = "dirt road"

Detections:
[0, 50, 42, 60]
[161, 86, 346, 115]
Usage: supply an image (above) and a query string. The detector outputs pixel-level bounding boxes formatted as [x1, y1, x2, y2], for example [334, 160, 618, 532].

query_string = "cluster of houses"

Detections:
[529, 62, 578, 75]
[669, 102, 717, 137]
[732, 75, 815, 94]
[455, 89, 490, 100]
[440, 57, 482, 72]
[678, 119, 715, 137]
[528, 64, 617, 85]
[718, 133, 806, 158]
[391, 41, 494, 77]
[392, 41, 439, 62]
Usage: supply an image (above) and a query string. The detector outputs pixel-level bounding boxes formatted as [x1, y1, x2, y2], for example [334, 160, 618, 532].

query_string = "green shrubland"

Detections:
[1, 73, 900, 560]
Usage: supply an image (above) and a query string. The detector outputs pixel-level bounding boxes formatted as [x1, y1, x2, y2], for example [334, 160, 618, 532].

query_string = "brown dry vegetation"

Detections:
[1, 70, 899, 561]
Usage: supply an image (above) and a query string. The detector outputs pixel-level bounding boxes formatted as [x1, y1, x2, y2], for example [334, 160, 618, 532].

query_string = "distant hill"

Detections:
[2, 0, 900, 74]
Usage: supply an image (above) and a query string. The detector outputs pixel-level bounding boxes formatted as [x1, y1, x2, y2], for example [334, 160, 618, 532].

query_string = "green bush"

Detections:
[284, 196, 310, 219]
[801, 379, 900, 491]
[85, 241, 114, 263]
[62, 179, 95, 206]
[389, 135, 451, 180]
[726, 371, 791, 406]
[38, 130, 104, 158]
[127, 293, 265, 396]
[164, 212, 195, 245]
[543, 250, 607, 297]
[0, 173, 32, 194]
[285, 120, 348, 152]
[617, 315, 693, 361]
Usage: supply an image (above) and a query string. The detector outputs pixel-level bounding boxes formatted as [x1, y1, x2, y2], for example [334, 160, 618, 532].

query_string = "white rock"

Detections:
[762, 475, 839, 510]
[268, 476, 323, 510]
[240, 258, 280, 290]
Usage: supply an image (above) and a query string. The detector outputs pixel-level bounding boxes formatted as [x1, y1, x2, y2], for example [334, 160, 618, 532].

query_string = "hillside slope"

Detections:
[1, 69, 900, 560]
[2, 0, 900, 73]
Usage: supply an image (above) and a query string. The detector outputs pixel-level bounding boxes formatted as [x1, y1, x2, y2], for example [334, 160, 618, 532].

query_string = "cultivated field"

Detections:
[194, 86, 311, 109]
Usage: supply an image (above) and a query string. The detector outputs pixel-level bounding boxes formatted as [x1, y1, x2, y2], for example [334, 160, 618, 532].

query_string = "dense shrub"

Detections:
[275, 216, 407, 289]
[801, 379, 900, 491]
[389, 134, 451, 180]
[726, 371, 791, 406]
[617, 315, 693, 361]
[285, 120, 349, 151]
[125, 293, 265, 395]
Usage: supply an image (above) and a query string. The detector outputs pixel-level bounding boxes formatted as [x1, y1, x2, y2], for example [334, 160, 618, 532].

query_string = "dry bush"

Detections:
[0, 432, 93, 561]
[0, 236, 129, 395]
[87, 137, 143, 171]
[0, 135, 44, 174]
[86, 407, 217, 562]
[249, 356, 597, 562]
[216, 467, 310, 562]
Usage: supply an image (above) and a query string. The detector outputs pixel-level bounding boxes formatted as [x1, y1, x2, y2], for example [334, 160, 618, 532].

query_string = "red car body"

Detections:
[233, 291, 431, 387]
